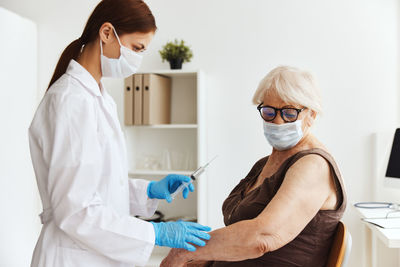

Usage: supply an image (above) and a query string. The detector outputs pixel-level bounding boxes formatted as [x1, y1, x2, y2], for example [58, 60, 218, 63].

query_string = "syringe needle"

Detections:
[171, 156, 218, 199]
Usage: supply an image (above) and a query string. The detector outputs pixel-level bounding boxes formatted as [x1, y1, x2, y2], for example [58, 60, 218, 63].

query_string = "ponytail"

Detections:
[47, 38, 83, 90]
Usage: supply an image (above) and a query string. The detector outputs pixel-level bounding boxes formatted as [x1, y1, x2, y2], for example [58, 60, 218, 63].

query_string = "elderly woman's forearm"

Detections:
[180, 219, 271, 262]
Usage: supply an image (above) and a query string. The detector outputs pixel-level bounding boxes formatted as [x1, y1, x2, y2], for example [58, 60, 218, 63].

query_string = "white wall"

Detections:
[0, 7, 39, 267]
[0, 0, 398, 266]
[0, 0, 99, 97]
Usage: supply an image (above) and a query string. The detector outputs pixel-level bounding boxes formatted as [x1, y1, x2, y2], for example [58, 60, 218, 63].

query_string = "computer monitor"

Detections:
[385, 128, 400, 189]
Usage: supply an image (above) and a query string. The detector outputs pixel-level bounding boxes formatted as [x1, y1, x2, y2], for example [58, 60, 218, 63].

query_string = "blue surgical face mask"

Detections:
[263, 120, 304, 151]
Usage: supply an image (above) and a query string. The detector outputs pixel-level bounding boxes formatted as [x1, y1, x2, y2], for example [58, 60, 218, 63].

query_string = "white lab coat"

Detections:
[28, 60, 158, 267]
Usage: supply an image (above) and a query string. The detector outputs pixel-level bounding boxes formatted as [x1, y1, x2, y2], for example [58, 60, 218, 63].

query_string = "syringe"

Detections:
[170, 155, 218, 199]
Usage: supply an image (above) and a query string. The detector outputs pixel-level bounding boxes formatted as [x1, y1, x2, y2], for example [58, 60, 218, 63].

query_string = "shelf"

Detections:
[128, 124, 197, 129]
[129, 169, 195, 177]
[138, 69, 200, 77]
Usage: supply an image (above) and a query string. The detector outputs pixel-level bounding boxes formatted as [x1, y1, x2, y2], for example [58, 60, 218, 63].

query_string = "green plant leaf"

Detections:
[159, 39, 193, 63]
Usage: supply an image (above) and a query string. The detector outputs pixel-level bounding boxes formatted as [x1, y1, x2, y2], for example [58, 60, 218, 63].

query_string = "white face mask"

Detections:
[263, 120, 304, 151]
[100, 27, 143, 78]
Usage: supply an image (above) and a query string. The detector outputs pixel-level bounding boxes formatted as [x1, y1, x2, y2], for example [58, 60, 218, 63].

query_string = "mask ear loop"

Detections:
[112, 27, 123, 47]
[112, 26, 143, 56]
[99, 38, 104, 56]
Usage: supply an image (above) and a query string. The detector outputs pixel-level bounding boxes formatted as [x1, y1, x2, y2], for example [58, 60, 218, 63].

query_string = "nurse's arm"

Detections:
[161, 154, 334, 266]
[128, 179, 159, 217]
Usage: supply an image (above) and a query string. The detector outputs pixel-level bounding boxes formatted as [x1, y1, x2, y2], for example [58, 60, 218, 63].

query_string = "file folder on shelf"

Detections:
[143, 74, 171, 125]
[124, 76, 134, 125]
[133, 74, 143, 125]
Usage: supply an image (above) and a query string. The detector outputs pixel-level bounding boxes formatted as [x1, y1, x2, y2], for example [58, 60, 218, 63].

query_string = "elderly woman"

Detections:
[161, 66, 346, 267]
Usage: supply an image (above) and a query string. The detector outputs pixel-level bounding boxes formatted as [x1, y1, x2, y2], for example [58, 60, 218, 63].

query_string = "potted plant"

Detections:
[159, 39, 193, 69]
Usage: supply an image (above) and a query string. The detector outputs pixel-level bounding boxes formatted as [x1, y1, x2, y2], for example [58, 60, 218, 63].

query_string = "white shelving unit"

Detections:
[123, 69, 207, 266]
[129, 124, 198, 129]
[128, 170, 195, 177]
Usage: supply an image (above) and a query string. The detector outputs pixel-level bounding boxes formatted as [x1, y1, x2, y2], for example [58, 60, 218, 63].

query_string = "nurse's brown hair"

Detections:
[47, 0, 156, 90]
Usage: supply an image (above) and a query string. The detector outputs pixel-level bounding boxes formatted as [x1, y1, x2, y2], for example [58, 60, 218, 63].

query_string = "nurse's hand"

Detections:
[151, 221, 211, 251]
[147, 174, 195, 203]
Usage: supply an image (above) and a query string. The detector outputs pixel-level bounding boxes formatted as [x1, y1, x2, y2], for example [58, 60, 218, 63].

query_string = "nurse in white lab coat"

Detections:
[28, 0, 211, 266]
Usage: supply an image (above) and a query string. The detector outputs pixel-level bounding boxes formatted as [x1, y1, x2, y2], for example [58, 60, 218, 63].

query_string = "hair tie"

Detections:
[78, 37, 85, 53]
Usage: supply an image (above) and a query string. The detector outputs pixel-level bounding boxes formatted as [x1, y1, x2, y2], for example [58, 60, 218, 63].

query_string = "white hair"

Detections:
[252, 66, 322, 115]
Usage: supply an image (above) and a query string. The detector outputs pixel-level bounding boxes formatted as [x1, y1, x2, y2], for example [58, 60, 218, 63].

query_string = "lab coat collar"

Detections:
[66, 59, 104, 97]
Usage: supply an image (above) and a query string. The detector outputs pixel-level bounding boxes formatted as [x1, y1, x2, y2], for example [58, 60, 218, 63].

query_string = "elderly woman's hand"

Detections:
[161, 254, 210, 267]
[160, 248, 188, 267]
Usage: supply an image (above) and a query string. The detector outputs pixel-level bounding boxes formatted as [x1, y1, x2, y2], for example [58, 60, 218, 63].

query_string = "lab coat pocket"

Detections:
[57, 246, 112, 267]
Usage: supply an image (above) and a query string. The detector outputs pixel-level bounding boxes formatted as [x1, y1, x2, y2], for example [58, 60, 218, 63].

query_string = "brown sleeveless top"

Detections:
[210, 148, 346, 267]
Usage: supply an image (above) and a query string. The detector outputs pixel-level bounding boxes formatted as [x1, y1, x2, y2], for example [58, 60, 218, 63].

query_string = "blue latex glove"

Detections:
[151, 221, 211, 251]
[147, 174, 195, 203]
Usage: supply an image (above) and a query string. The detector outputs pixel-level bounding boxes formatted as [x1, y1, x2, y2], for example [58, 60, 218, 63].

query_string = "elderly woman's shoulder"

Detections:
[287, 149, 335, 181]
[295, 147, 337, 168]
[295, 153, 331, 168]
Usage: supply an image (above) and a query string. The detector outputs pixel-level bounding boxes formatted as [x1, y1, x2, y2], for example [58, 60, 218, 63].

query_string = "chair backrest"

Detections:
[326, 221, 352, 267]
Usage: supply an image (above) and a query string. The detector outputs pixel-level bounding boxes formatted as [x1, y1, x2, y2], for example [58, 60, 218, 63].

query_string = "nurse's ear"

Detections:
[98, 22, 119, 58]
[99, 22, 115, 45]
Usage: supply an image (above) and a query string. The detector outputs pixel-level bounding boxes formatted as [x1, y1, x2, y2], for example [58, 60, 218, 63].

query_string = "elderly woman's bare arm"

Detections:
[161, 154, 335, 266]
